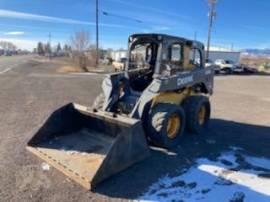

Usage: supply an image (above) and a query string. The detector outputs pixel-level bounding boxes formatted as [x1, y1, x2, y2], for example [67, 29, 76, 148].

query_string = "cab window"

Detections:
[189, 48, 202, 67]
[168, 43, 183, 69]
[170, 44, 182, 62]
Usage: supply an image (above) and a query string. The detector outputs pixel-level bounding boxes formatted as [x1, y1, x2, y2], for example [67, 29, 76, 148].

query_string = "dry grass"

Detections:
[57, 65, 85, 73]
[241, 56, 270, 65]
[241, 55, 270, 72]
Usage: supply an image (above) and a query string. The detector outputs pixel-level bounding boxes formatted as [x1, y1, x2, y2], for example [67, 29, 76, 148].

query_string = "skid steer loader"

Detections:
[27, 34, 214, 190]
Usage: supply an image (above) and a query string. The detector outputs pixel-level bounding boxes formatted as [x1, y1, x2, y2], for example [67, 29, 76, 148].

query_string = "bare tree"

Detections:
[0, 41, 17, 51]
[71, 30, 91, 52]
[70, 31, 92, 71]
[63, 44, 72, 56]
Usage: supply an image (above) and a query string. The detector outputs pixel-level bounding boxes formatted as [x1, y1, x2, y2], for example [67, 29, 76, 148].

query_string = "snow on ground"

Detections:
[245, 156, 270, 170]
[139, 150, 270, 202]
[41, 162, 50, 171]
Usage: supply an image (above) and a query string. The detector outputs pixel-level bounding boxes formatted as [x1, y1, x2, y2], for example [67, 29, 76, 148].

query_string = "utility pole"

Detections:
[193, 31, 197, 60]
[231, 43, 234, 51]
[96, 0, 99, 67]
[48, 32, 52, 60]
[206, 0, 217, 60]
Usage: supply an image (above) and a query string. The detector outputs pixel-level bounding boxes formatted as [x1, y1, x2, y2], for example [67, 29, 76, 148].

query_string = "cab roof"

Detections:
[129, 33, 204, 49]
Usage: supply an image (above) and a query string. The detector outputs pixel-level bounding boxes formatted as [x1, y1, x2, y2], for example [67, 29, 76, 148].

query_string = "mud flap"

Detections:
[27, 103, 150, 189]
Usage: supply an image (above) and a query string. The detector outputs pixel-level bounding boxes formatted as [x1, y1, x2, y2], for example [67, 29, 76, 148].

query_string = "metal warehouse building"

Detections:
[111, 50, 241, 64]
[208, 51, 241, 63]
[110, 50, 127, 62]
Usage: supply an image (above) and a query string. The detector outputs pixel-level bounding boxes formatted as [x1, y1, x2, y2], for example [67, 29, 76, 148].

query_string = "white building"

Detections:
[208, 51, 241, 63]
[111, 50, 127, 62]
[111, 49, 241, 64]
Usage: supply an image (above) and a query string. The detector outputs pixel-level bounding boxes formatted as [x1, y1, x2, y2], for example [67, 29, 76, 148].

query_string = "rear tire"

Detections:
[147, 103, 186, 148]
[182, 96, 211, 134]
[92, 93, 105, 110]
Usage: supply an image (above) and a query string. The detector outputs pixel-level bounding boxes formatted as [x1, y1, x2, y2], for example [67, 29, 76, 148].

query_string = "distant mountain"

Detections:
[242, 49, 270, 56]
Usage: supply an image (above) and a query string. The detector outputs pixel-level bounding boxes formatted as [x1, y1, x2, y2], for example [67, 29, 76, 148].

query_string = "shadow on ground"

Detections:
[215, 71, 270, 77]
[94, 119, 270, 199]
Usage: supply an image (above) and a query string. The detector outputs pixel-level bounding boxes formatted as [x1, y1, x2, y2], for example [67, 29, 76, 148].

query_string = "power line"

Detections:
[101, 10, 143, 23]
[48, 32, 52, 60]
[94, 1, 143, 68]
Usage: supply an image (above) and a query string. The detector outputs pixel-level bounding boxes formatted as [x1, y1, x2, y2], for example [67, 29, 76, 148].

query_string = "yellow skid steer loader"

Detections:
[27, 33, 214, 189]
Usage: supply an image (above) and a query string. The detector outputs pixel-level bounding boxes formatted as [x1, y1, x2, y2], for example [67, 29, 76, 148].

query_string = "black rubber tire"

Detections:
[147, 103, 186, 148]
[182, 96, 211, 134]
[92, 93, 105, 110]
[224, 68, 232, 74]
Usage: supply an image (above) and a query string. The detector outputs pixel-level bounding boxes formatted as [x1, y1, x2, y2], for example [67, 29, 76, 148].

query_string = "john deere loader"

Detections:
[27, 34, 214, 189]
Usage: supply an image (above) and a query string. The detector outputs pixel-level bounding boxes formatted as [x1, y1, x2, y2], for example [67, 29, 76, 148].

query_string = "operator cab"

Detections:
[125, 34, 205, 92]
[126, 35, 159, 91]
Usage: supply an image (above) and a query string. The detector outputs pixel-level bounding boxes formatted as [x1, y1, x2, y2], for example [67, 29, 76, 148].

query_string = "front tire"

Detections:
[147, 103, 186, 148]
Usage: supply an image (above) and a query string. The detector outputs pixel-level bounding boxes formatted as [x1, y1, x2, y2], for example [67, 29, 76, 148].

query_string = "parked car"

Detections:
[233, 64, 258, 74]
[113, 57, 127, 71]
[205, 59, 220, 73]
[4, 50, 12, 56]
[215, 59, 237, 74]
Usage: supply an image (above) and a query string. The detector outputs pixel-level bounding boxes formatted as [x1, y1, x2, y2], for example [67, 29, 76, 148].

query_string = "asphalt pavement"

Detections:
[0, 55, 33, 74]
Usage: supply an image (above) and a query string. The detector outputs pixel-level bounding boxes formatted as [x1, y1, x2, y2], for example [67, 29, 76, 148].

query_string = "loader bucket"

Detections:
[27, 103, 150, 189]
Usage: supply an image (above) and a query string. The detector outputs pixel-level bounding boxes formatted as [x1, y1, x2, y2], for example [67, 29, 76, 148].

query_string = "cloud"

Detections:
[0, 9, 126, 28]
[141, 26, 171, 33]
[152, 26, 171, 31]
[4, 31, 25, 36]
[0, 37, 37, 50]
[110, 0, 189, 20]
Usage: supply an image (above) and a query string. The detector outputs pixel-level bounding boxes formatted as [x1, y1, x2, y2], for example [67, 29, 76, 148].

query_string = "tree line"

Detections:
[0, 41, 17, 51]
[35, 42, 71, 56]
[35, 30, 109, 69]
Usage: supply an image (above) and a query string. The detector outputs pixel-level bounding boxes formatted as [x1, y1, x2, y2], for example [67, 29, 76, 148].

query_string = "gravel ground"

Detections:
[0, 57, 269, 202]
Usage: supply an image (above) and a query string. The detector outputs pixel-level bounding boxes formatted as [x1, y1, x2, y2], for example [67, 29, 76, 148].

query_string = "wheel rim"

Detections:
[167, 114, 180, 139]
[198, 105, 206, 125]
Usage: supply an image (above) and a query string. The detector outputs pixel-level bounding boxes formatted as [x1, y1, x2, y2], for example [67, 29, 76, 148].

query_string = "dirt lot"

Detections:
[0, 57, 269, 202]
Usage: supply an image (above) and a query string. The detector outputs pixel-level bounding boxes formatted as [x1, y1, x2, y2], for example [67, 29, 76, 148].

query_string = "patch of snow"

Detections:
[244, 156, 270, 170]
[217, 152, 238, 167]
[199, 164, 270, 195]
[150, 146, 177, 156]
[230, 191, 245, 202]
[41, 162, 50, 171]
[229, 146, 244, 152]
[66, 150, 79, 155]
[139, 149, 270, 202]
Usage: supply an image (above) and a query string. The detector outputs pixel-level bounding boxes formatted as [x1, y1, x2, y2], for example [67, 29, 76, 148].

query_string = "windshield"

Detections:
[129, 41, 158, 70]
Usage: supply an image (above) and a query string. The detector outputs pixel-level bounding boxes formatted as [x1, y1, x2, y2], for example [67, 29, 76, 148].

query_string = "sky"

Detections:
[0, 0, 269, 51]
